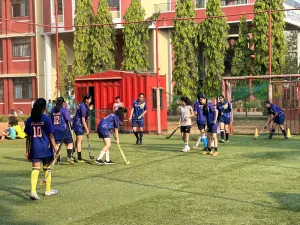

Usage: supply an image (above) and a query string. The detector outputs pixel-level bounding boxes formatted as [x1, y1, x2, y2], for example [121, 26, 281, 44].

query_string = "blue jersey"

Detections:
[132, 100, 147, 120]
[51, 107, 71, 141]
[98, 114, 120, 131]
[217, 101, 231, 119]
[268, 104, 284, 116]
[24, 114, 54, 159]
[8, 127, 16, 139]
[203, 103, 217, 125]
[193, 101, 206, 124]
[73, 102, 89, 130]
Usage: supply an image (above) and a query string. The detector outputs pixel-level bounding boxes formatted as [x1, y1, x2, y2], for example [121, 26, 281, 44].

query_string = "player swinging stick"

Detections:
[264, 100, 288, 140]
[198, 94, 219, 156]
[50, 97, 75, 164]
[25, 98, 59, 200]
[95, 108, 126, 165]
[217, 95, 232, 143]
[129, 93, 148, 146]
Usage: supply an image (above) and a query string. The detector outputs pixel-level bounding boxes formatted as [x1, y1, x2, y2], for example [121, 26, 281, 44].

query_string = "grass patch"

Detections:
[0, 134, 300, 225]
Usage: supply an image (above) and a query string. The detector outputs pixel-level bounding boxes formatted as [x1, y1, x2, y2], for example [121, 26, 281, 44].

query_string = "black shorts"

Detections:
[31, 155, 54, 164]
[180, 126, 191, 134]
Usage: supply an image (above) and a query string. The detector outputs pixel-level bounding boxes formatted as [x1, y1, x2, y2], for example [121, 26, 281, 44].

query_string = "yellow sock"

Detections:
[44, 166, 52, 192]
[31, 167, 40, 194]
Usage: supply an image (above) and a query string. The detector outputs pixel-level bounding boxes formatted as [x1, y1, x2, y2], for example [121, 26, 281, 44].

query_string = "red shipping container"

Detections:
[74, 71, 167, 133]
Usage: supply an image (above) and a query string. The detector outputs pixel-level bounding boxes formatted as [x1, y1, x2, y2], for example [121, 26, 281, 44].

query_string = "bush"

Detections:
[0, 116, 8, 122]
[0, 115, 29, 123]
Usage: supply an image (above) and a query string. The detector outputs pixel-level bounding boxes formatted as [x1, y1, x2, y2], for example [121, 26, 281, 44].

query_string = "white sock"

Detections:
[185, 142, 188, 146]
[98, 151, 105, 160]
[106, 152, 110, 162]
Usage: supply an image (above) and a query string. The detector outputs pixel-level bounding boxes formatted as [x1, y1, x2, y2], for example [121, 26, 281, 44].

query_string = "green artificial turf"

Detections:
[0, 134, 300, 225]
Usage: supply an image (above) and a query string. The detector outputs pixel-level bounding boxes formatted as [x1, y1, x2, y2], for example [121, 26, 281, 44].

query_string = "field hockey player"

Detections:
[25, 98, 59, 200]
[217, 95, 232, 143]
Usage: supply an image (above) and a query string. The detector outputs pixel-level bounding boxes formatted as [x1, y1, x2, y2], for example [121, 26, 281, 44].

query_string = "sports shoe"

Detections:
[268, 135, 272, 139]
[219, 139, 225, 143]
[139, 141, 143, 146]
[71, 156, 78, 163]
[29, 192, 40, 200]
[77, 159, 86, 163]
[203, 151, 211, 155]
[225, 140, 230, 143]
[284, 136, 288, 140]
[54, 160, 60, 165]
[104, 160, 115, 165]
[95, 159, 105, 165]
[136, 139, 140, 145]
[212, 152, 219, 156]
[181, 145, 190, 152]
[67, 157, 75, 165]
[192, 145, 198, 149]
[45, 189, 58, 196]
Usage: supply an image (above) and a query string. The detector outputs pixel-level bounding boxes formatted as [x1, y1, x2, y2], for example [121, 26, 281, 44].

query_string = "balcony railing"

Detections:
[154, 0, 256, 13]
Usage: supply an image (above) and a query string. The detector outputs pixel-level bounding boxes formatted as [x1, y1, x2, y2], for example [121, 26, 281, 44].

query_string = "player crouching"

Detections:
[95, 108, 126, 165]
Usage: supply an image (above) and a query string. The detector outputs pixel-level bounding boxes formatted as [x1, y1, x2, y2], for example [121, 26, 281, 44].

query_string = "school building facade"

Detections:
[1, 0, 300, 114]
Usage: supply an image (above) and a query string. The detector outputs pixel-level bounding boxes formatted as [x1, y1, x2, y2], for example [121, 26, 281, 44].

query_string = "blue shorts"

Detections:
[219, 117, 230, 125]
[132, 119, 144, 128]
[207, 123, 218, 133]
[31, 155, 54, 164]
[98, 128, 110, 139]
[197, 124, 206, 131]
[274, 115, 285, 125]
[55, 137, 73, 145]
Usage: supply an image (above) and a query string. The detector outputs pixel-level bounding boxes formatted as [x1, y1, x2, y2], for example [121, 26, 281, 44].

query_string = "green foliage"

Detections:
[0, 115, 29, 122]
[59, 41, 73, 99]
[90, 0, 116, 73]
[122, 0, 150, 71]
[72, 0, 93, 77]
[199, 0, 229, 97]
[283, 31, 299, 74]
[252, 0, 286, 75]
[231, 16, 252, 77]
[172, 0, 198, 99]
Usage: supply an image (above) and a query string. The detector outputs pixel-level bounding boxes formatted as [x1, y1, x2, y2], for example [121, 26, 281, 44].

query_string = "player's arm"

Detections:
[114, 128, 119, 144]
[214, 109, 219, 124]
[25, 135, 30, 161]
[113, 103, 116, 112]
[129, 108, 134, 120]
[81, 117, 89, 135]
[138, 110, 147, 119]
[48, 133, 58, 156]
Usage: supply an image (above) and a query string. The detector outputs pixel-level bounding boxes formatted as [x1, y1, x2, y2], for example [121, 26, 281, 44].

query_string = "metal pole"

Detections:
[55, 0, 60, 97]
[155, 20, 161, 134]
[268, 9, 272, 102]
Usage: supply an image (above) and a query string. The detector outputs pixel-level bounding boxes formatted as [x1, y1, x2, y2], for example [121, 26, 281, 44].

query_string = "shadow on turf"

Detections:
[3, 156, 27, 162]
[269, 192, 300, 212]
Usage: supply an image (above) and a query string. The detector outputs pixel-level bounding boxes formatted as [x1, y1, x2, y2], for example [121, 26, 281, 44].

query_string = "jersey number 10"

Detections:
[33, 126, 42, 137]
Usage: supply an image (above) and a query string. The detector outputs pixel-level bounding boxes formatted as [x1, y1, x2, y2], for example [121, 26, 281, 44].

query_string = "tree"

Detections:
[59, 41, 73, 99]
[282, 31, 298, 74]
[270, 0, 286, 75]
[90, 0, 116, 73]
[231, 16, 252, 76]
[72, 0, 93, 77]
[199, 0, 229, 97]
[252, 0, 286, 75]
[171, 0, 198, 98]
[122, 0, 150, 71]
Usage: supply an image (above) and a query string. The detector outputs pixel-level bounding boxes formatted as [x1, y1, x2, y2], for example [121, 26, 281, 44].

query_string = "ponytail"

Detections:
[31, 98, 46, 122]
[180, 96, 192, 106]
[54, 97, 64, 112]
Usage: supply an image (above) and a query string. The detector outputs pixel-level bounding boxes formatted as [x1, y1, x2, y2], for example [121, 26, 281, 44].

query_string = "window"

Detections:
[13, 78, 32, 99]
[0, 41, 2, 58]
[0, 2, 2, 18]
[13, 38, 31, 57]
[152, 88, 163, 110]
[108, 0, 119, 8]
[11, 0, 30, 17]
[195, 0, 205, 8]
[53, 0, 63, 15]
[0, 79, 4, 100]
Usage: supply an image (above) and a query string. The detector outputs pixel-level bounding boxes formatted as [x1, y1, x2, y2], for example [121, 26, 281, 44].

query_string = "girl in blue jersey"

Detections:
[25, 98, 59, 200]
[217, 95, 232, 143]
[265, 100, 288, 139]
[95, 108, 125, 165]
[198, 94, 219, 156]
[193, 93, 208, 150]
[129, 93, 148, 145]
[50, 97, 74, 164]
[72, 94, 93, 162]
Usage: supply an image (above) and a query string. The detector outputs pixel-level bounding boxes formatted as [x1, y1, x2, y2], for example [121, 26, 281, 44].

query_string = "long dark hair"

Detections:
[180, 96, 192, 106]
[83, 94, 92, 104]
[197, 93, 209, 114]
[54, 97, 64, 112]
[31, 98, 46, 122]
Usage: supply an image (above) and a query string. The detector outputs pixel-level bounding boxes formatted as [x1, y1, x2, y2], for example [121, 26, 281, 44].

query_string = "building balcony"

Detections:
[154, 0, 256, 13]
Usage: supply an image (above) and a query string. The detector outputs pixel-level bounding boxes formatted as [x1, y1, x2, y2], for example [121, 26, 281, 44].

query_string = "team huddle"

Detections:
[24, 91, 287, 201]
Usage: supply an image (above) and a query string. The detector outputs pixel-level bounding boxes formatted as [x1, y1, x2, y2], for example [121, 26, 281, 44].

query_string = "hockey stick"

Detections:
[166, 122, 197, 139]
[111, 131, 130, 164]
[87, 135, 94, 159]
[40, 128, 68, 186]
[253, 115, 277, 140]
